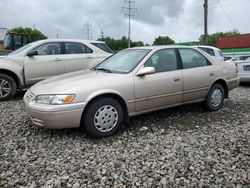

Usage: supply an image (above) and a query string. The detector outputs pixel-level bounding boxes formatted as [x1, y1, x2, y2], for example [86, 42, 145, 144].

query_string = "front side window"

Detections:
[95, 49, 150, 73]
[65, 42, 93, 54]
[179, 49, 209, 69]
[144, 49, 178, 73]
[33, 42, 61, 55]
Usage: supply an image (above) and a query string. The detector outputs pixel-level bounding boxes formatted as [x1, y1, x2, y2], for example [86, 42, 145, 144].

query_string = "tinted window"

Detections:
[33, 43, 61, 55]
[65, 42, 93, 54]
[198, 47, 215, 56]
[91, 43, 113, 53]
[145, 49, 178, 73]
[179, 49, 208, 69]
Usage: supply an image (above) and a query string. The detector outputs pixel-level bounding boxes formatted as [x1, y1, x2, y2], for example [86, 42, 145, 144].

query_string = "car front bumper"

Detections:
[24, 93, 86, 129]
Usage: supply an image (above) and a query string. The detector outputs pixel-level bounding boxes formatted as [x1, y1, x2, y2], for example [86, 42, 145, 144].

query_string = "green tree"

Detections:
[199, 30, 240, 46]
[10, 27, 47, 42]
[153, 36, 175, 45]
[98, 36, 144, 51]
[131, 41, 144, 47]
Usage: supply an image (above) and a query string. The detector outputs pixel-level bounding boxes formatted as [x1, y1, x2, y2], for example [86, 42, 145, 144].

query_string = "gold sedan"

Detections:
[24, 46, 239, 138]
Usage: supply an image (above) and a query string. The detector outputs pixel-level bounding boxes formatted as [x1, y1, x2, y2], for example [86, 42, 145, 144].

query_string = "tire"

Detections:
[0, 74, 17, 101]
[83, 97, 124, 138]
[205, 83, 225, 111]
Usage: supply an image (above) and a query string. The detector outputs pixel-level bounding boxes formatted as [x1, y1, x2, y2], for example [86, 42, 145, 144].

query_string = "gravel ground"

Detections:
[0, 86, 249, 187]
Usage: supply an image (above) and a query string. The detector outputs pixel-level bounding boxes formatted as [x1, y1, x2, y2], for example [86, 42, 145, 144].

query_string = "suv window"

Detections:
[198, 47, 215, 56]
[65, 42, 93, 54]
[179, 49, 209, 69]
[91, 43, 114, 53]
[144, 49, 178, 73]
[33, 43, 61, 55]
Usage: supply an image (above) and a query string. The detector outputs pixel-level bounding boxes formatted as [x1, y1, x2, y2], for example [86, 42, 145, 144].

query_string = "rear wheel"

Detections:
[205, 84, 225, 111]
[83, 97, 124, 138]
[0, 74, 17, 101]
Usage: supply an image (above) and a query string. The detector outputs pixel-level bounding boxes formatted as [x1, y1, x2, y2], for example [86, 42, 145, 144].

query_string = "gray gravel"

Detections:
[0, 86, 250, 187]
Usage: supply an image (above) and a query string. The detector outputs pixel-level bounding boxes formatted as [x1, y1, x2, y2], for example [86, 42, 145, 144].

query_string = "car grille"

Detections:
[25, 90, 35, 102]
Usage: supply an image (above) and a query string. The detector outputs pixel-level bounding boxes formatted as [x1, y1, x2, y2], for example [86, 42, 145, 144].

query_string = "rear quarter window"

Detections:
[91, 43, 114, 53]
[198, 47, 215, 56]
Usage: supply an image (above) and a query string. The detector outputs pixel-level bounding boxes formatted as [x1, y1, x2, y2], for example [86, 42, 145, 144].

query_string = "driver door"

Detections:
[24, 42, 65, 85]
[134, 49, 183, 112]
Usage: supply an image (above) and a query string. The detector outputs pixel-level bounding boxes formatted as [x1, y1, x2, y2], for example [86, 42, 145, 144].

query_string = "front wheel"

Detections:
[205, 84, 225, 111]
[0, 74, 17, 101]
[83, 97, 124, 138]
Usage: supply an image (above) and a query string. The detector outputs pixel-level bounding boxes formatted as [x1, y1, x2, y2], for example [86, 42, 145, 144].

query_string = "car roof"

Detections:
[37, 39, 105, 44]
[130, 45, 200, 50]
[194, 45, 221, 50]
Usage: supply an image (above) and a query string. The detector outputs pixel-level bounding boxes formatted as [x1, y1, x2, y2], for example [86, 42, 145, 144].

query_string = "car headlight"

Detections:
[36, 94, 75, 105]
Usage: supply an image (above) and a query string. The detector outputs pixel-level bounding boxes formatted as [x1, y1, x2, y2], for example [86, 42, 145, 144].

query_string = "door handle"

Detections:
[86, 56, 93, 59]
[54, 58, 62, 61]
[209, 72, 215, 76]
[173, 77, 181, 82]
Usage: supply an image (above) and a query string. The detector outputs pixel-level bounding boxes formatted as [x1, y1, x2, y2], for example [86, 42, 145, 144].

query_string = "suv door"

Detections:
[134, 49, 183, 112]
[179, 48, 216, 102]
[24, 42, 64, 85]
[63, 42, 94, 73]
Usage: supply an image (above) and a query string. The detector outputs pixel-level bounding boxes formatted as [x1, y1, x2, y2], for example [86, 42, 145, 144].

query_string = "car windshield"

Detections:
[9, 43, 35, 55]
[94, 49, 150, 73]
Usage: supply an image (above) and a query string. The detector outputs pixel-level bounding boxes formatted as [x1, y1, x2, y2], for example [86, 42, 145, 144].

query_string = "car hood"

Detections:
[30, 70, 128, 95]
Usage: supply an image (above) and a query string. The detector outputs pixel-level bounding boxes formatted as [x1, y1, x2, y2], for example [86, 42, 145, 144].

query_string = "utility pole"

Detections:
[203, 0, 208, 45]
[100, 30, 105, 39]
[84, 22, 91, 40]
[122, 0, 137, 48]
[56, 33, 59, 39]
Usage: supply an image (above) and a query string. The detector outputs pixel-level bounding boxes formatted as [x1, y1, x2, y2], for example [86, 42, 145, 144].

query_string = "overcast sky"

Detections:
[0, 0, 249, 44]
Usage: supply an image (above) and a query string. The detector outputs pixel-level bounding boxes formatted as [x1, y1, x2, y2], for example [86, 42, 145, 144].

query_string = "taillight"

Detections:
[235, 64, 238, 73]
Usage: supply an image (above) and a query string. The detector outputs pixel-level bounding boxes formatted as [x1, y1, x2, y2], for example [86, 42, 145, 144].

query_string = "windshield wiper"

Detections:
[92, 67, 112, 73]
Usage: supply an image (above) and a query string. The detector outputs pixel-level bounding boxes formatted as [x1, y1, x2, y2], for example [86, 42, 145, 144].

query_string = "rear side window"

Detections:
[91, 43, 114, 53]
[64, 42, 93, 54]
[33, 42, 61, 55]
[179, 49, 209, 69]
[198, 47, 215, 56]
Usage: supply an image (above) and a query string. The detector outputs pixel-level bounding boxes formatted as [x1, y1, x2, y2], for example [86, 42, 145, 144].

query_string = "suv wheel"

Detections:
[83, 97, 124, 138]
[205, 84, 225, 111]
[0, 74, 17, 101]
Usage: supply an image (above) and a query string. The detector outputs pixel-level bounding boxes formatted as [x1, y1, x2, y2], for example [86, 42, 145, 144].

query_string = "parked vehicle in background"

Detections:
[0, 39, 113, 100]
[0, 28, 30, 55]
[194, 45, 224, 62]
[231, 55, 250, 62]
[224, 56, 233, 61]
[24, 46, 239, 138]
[235, 60, 250, 83]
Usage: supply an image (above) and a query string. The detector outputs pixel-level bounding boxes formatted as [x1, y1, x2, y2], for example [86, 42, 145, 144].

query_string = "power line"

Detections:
[122, 0, 137, 48]
[216, 0, 237, 30]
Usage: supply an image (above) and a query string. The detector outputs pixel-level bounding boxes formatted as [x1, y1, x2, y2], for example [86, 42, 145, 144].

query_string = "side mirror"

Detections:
[27, 50, 38, 57]
[136, 67, 155, 76]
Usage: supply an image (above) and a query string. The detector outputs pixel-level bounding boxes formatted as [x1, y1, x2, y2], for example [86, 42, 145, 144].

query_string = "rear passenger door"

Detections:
[63, 42, 94, 73]
[179, 48, 216, 102]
